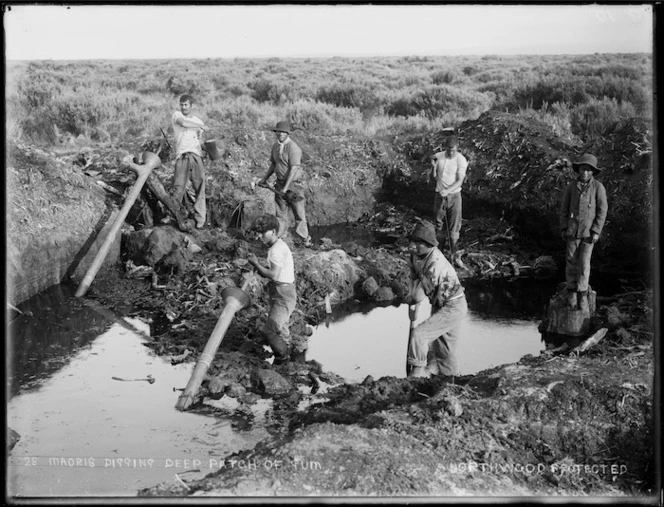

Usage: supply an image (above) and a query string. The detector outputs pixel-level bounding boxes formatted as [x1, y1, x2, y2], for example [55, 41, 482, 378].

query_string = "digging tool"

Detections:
[257, 181, 304, 204]
[441, 197, 455, 257]
[406, 303, 419, 376]
[175, 273, 254, 411]
[159, 128, 172, 151]
[75, 151, 161, 298]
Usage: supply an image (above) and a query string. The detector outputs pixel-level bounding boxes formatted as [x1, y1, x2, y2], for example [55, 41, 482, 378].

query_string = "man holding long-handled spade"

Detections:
[430, 134, 467, 268]
[403, 221, 468, 379]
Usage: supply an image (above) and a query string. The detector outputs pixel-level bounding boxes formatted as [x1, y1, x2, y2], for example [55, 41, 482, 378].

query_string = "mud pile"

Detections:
[388, 111, 653, 274]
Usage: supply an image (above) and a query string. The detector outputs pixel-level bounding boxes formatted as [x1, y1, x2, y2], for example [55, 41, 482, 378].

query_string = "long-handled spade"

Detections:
[406, 303, 419, 376]
[175, 272, 253, 411]
[76, 151, 162, 298]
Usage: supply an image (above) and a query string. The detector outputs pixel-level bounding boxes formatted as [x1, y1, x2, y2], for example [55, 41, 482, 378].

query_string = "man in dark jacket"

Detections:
[559, 153, 608, 312]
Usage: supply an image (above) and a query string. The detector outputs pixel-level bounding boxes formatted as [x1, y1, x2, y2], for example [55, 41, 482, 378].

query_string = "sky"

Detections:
[4, 4, 654, 61]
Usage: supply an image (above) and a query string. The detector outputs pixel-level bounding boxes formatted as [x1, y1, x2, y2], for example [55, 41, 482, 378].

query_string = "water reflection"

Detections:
[306, 278, 548, 382]
[6, 286, 270, 497]
[8, 284, 113, 396]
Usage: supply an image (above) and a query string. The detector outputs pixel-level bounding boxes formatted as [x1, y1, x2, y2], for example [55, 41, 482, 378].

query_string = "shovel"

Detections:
[406, 303, 419, 376]
[257, 181, 304, 203]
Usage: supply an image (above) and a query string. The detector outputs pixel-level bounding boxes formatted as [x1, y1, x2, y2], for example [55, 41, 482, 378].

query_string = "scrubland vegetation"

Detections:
[6, 53, 652, 149]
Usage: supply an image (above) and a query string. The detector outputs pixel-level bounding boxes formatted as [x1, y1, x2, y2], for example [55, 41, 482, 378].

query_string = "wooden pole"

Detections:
[406, 303, 419, 376]
[75, 152, 160, 298]
[175, 276, 252, 412]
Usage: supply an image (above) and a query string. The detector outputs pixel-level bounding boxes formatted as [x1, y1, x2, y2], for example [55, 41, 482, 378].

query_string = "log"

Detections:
[572, 328, 608, 354]
[75, 153, 159, 297]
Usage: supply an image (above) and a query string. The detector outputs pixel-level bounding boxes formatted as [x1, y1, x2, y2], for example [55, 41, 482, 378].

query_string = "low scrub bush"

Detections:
[287, 99, 363, 135]
[249, 78, 301, 104]
[385, 85, 492, 121]
[315, 84, 381, 112]
[431, 69, 461, 85]
[570, 97, 638, 141]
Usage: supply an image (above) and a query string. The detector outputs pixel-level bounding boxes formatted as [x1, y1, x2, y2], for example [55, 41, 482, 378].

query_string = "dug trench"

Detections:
[7, 110, 655, 497]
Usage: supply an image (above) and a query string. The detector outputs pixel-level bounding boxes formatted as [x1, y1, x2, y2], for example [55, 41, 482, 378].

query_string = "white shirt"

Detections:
[267, 239, 295, 284]
[433, 152, 468, 195]
[172, 111, 204, 158]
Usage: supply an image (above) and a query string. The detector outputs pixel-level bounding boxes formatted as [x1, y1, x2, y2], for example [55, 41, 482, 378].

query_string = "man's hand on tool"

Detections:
[247, 253, 259, 267]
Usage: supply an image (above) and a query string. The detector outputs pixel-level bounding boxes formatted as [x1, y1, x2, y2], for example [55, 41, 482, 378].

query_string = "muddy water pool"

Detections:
[7, 285, 271, 498]
[305, 278, 557, 382]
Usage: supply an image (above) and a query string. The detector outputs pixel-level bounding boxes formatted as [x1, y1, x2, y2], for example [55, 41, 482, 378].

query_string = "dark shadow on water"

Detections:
[7, 284, 114, 397]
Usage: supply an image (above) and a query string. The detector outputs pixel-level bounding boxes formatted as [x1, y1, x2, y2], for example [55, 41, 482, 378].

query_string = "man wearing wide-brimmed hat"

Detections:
[258, 121, 312, 247]
[403, 220, 468, 378]
[559, 153, 608, 312]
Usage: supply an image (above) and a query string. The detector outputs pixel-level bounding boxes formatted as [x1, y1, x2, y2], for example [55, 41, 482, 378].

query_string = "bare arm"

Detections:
[247, 254, 280, 281]
[174, 115, 208, 131]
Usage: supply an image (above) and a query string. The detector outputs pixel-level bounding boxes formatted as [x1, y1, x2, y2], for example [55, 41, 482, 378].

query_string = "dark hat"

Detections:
[572, 153, 602, 174]
[409, 221, 438, 247]
[273, 121, 292, 134]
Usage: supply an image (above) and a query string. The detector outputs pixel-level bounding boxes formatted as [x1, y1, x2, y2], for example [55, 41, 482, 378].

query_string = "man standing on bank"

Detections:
[257, 121, 313, 247]
[404, 221, 468, 378]
[431, 135, 468, 267]
[559, 153, 608, 312]
[171, 94, 209, 230]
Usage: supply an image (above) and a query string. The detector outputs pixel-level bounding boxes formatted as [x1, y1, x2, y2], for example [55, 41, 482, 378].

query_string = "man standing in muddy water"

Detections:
[404, 221, 468, 378]
[171, 94, 209, 229]
[430, 135, 468, 268]
[257, 120, 313, 247]
[247, 214, 297, 364]
[559, 153, 608, 312]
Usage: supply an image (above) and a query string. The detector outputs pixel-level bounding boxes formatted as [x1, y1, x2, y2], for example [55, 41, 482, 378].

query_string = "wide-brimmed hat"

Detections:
[272, 121, 292, 134]
[409, 221, 438, 247]
[572, 153, 602, 174]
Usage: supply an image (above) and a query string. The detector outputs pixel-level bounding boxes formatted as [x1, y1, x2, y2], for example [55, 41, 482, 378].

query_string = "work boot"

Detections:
[567, 290, 578, 309]
[578, 291, 589, 313]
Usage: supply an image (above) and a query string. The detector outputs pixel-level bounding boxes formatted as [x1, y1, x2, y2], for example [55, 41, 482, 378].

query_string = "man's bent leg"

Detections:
[426, 297, 467, 376]
[264, 284, 297, 361]
[408, 298, 467, 373]
[290, 193, 309, 241]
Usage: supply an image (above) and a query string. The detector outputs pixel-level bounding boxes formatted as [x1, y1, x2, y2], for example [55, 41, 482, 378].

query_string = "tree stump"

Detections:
[541, 285, 596, 339]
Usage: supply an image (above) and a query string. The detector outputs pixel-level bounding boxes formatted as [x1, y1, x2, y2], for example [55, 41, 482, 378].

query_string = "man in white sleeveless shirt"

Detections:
[171, 94, 209, 229]
[248, 214, 297, 363]
[430, 135, 468, 267]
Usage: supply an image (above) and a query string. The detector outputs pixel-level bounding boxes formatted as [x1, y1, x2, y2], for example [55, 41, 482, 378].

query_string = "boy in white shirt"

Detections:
[171, 94, 209, 229]
[247, 214, 297, 363]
